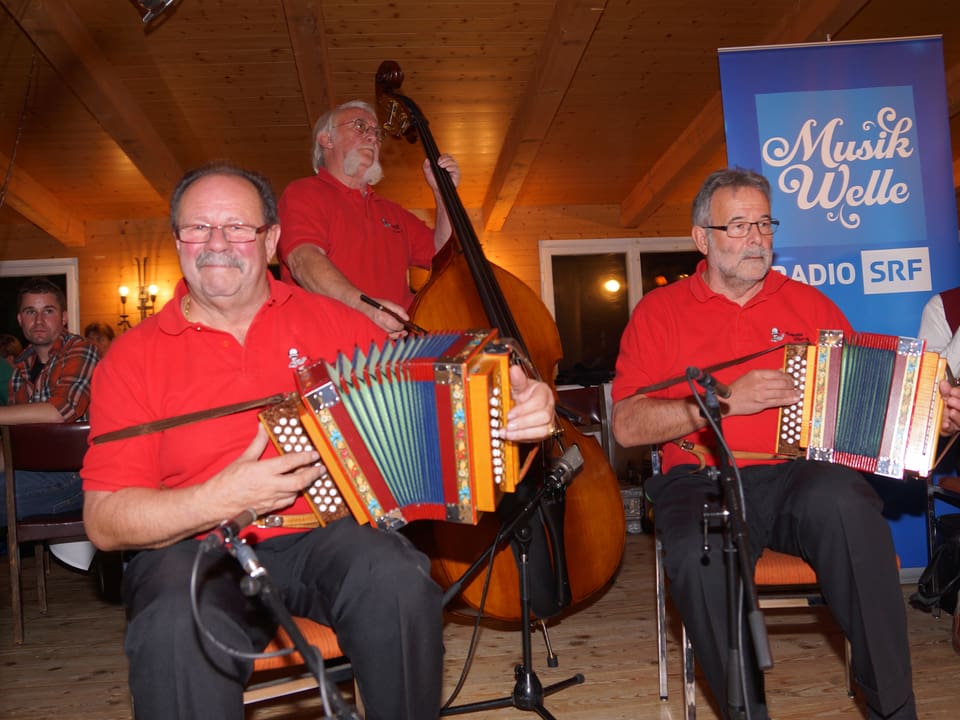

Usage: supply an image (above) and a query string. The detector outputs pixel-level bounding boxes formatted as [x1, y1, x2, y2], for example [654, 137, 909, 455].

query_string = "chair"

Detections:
[555, 384, 611, 460]
[655, 539, 855, 720]
[243, 616, 354, 707]
[649, 447, 855, 719]
[925, 475, 960, 562]
[2, 422, 89, 644]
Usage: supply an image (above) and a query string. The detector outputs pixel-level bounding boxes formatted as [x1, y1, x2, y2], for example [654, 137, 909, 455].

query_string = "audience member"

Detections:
[0, 333, 23, 406]
[84, 321, 115, 357]
[1, 277, 98, 531]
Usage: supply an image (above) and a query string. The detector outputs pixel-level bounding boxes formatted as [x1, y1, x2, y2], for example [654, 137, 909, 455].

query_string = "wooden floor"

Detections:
[1, 533, 958, 719]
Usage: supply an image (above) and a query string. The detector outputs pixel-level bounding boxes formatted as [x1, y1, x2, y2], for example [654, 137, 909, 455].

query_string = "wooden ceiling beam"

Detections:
[620, 0, 871, 228]
[281, 0, 337, 127]
[481, 0, 608, 232]
[0, 150, 85, 247]
[1, 0, 183, 200]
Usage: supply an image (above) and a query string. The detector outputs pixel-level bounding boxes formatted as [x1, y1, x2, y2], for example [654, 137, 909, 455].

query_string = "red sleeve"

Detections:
[276, 179, 331, 264]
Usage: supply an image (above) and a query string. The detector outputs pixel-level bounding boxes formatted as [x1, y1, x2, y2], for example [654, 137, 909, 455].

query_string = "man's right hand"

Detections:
[207, 425, 325, 518]
[725, 369, 802, 417]
[360, 295, 410, 338]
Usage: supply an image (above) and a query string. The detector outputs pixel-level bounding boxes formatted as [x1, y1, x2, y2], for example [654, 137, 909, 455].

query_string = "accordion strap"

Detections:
[672, 439, 792, 470]
[636, 342, 792, 396]
[92, 393, 289, 444]
[255, 513, 321, 530]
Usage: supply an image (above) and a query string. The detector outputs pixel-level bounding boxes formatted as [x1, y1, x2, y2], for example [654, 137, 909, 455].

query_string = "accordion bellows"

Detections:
[260, 330, 520, 529]
[777, 330, 947, 479]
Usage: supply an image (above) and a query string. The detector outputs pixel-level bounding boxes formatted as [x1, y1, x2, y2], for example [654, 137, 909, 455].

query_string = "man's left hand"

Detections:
[499, 365, 556, 442]
[423, 154, 461, 191]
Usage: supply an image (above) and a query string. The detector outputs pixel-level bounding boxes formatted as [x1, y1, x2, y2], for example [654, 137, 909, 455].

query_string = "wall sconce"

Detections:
[118, 286, 132, 332]
[118, 257, 158, 331]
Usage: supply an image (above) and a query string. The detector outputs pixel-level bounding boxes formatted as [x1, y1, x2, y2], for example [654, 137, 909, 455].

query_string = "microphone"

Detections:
[685, 366, 731, 399]
[544, 444, 585, 491]
[201, 508, 258, 551]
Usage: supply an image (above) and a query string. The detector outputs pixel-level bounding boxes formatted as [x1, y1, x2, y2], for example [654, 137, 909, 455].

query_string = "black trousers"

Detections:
[650, 459, 916, 720]
[123, 518, 443, 720]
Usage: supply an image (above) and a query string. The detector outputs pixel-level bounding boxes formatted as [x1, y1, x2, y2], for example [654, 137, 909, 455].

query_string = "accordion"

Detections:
[259, 330, 520, 530]
[776, 330, 947, 479]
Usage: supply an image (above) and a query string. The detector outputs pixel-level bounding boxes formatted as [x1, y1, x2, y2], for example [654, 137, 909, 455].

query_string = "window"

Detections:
[540, 238, 698, 384]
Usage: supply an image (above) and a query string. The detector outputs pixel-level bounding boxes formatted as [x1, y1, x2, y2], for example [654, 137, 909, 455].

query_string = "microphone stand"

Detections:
[202, 524, 360, 720]
[690, 369, 772, 720]
[440, 445, 587, 719]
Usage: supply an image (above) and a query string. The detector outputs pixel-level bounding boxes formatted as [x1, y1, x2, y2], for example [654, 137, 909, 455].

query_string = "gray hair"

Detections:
[169, 161, 279, 231]
[311, 100, 379, 173]
[691, 168, 771, 227]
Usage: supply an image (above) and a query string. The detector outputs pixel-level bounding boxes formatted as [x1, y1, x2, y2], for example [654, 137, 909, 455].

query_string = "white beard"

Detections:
[343, 149, 384, 186]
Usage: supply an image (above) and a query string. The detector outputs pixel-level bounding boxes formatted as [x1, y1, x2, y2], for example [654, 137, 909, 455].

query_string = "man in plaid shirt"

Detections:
[1, 277, 99, 521]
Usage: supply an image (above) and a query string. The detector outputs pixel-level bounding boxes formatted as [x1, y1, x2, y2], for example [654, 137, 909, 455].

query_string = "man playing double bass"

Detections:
[277, 99, 460, 337]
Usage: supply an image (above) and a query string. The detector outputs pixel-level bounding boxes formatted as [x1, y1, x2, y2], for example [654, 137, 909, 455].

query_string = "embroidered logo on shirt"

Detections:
[770, 327, 784, 343]
[381, 217, 401, 232]
[287, 348, 307, 369]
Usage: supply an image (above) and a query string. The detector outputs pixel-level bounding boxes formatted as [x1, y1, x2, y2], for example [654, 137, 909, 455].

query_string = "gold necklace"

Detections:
[183, 295, 191, 320]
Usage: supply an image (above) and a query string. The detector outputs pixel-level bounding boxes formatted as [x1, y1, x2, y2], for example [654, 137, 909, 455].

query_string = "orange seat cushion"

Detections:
[254, 618, 344, 671]
[755, 549, 900, 586]
[755, 549, 818, 586]
[939, 476, 960, 495]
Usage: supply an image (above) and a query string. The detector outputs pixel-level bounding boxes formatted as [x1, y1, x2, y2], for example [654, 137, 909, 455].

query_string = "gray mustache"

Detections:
[196, 251, 244, 269]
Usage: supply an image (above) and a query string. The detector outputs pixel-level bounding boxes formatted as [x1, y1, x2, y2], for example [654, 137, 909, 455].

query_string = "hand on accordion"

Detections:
[495, 365, 557, 442]
[213, 425, 326, 519]
[724, 368, 802, 417]
[938, 378, 960, 436]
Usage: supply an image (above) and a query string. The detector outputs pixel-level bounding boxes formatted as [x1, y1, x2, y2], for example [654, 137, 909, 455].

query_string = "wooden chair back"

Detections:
[2, 422, 89, 644]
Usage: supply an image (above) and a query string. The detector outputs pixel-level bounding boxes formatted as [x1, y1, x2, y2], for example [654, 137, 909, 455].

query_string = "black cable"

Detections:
[188, 541, 342, 717]
[441, 523, 509, 709]
[0, 51, 37, 211]
[188, 542, 291, 662]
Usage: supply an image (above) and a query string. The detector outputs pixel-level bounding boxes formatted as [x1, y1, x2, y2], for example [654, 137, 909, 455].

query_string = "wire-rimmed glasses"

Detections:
[175, 223, 270, 244]
[334, 117, 385, 142]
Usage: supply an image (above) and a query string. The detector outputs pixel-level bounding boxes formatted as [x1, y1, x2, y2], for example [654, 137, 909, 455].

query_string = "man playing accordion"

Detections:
[612, 167, 927, 720]
[80, 162, 557, 720]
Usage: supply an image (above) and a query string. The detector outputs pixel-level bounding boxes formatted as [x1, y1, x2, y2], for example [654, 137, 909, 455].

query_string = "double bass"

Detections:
[376, 61, 625, 621]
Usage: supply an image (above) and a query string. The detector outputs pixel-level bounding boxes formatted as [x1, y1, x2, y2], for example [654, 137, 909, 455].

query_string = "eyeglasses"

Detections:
[334, 117, 384, 142]
[701, 219, 780, 238]
[175, 223, 270, 244]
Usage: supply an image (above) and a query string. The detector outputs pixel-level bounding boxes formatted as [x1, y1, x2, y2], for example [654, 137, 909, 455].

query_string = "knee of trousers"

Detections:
[125, 582, 253, 682]
[341, 534, 440, 612]
[123, 547, 257, 682]
[659, 526, 729, 599]
[787, 464, 885, 539]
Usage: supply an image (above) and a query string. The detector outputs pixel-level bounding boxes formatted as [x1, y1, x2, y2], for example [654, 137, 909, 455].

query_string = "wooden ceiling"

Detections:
[0, 0, 958, 249]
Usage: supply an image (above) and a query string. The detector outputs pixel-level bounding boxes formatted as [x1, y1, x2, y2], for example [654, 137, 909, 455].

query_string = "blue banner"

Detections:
[719, 37, 959, 569]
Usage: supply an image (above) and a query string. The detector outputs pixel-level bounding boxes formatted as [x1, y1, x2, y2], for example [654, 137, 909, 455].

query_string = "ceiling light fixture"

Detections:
[133, 0, 179, 24]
